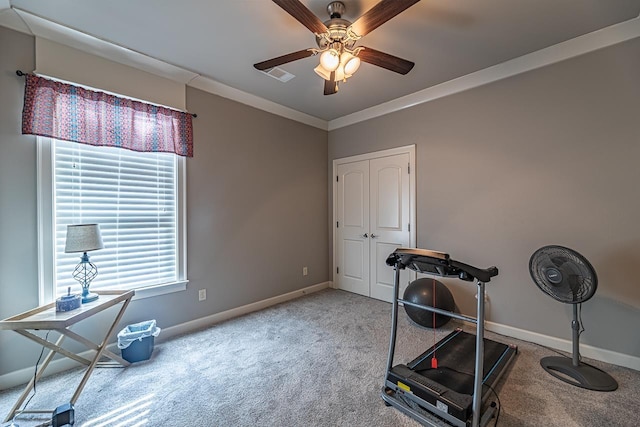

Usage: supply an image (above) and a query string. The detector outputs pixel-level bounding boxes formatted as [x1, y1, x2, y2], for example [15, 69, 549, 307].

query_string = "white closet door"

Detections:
[369, 153, 411, 302]
[336, 160, 370, 296]
[335, 153, 412, 302]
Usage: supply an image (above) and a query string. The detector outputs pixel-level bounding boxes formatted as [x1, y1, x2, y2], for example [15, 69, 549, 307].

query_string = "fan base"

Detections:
[541, 356, 618, 391]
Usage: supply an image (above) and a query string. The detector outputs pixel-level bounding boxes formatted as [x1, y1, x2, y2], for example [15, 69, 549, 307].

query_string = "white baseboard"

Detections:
[486, 320, 640, 371]
[0, 281, 330, 391]
[158, 281, 331, 341]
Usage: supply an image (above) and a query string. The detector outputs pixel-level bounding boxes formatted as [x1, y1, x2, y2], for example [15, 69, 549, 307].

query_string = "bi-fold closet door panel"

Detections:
[336, 159, 370, 296]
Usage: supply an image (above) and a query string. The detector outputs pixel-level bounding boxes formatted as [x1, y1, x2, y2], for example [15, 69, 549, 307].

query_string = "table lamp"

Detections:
[65, 224, 104, 303]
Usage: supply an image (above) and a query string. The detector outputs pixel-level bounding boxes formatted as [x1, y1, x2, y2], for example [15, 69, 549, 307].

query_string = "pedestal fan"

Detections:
[529, 245, 618, 391]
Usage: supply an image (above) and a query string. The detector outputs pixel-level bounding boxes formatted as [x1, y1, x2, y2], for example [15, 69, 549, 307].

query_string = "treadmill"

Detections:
[382, 248, 517, 427]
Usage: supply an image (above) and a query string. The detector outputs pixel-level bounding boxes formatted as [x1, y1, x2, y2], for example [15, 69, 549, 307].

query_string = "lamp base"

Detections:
[82, 292, 99, 303]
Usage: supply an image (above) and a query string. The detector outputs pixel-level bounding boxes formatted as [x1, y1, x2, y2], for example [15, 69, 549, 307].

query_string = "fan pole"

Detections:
[571, 304, 580, 367]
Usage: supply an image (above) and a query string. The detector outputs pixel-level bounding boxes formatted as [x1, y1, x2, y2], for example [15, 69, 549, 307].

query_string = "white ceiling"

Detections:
[2, 0, 640, 126]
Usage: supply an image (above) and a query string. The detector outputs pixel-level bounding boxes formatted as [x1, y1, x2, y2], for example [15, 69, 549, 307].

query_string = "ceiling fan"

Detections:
[254, 0, 420, 95]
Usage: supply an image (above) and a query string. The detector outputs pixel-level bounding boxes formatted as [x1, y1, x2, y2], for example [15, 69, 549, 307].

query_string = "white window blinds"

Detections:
[53, 139, 178, 296]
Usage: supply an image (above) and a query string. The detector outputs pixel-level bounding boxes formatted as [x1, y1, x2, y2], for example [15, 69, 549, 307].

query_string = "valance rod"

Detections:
[15, 70, 197, 118]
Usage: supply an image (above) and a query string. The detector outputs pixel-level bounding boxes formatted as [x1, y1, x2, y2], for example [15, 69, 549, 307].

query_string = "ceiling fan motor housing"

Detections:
[316, 2, 356, 50]
[327, 1, 346, 18]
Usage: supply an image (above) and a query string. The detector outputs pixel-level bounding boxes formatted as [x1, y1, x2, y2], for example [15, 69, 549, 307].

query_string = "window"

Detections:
[38, 137, 187, 302]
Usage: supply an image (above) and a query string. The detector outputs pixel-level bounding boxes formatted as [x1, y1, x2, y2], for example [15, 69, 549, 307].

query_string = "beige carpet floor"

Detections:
[1, 288, 639, 426]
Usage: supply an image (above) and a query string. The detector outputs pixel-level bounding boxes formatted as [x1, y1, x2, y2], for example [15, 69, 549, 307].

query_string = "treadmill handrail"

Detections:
[449, 260, 499, 283]
[386, 248, 499, 282]
[400, 299, 478, 324]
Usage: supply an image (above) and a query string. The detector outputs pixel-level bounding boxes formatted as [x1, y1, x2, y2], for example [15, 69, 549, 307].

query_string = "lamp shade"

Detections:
[65, 224, 104, 253]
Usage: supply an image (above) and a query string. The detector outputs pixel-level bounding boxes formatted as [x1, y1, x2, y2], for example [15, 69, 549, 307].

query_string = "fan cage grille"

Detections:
[529, 245, 597, 304]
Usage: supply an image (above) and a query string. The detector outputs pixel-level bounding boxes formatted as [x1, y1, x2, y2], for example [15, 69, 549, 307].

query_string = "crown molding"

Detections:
[0, 4, 29, 33]
[188, 76, 328, 130]
[12, 8, 198, 84]
[2, 7, 638, 133]
[3, 7, 328, 131]
[328, 16, 640, 130]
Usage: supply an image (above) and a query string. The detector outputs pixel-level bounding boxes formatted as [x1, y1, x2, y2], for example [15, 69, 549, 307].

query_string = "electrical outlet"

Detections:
[303, 267, 308, 276]
[198, 289, 206, 301]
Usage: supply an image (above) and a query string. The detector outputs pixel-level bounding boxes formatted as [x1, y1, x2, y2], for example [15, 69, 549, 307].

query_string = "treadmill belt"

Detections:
[409, 331, 509, 395]
[416, 367, 475, 395]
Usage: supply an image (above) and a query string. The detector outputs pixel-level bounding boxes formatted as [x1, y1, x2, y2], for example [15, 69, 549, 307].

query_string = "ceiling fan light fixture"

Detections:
[314, 64, 331, 80]
[319, 48, 340, 71]
[341, 52, 361, 77]
[334, 65, 345, 82]
[256, 0, 419, 95]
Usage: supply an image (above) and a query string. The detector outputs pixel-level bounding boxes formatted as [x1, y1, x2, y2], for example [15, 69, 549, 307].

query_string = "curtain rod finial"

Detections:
[16, 70, 26, 77]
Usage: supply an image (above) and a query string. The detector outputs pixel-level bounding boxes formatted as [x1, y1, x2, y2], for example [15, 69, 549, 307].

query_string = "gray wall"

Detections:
[185, 85, 328, 317]
[329, 38, 640, 358]
[0, 26, 328, 381]
[0, 26, 40, 383]
[2, 21, 638, 383]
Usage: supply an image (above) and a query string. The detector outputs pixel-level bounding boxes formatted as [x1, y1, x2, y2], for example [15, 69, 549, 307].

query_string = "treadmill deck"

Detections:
[385, 329, 517, 426]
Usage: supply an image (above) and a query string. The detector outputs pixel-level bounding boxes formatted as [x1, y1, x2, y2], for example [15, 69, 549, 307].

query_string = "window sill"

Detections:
[132, 280, 189, 300]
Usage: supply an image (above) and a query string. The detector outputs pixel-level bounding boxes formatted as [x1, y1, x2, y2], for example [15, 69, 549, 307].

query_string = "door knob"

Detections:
[370, 233, 377, 238]
[362, 233, 368, 238]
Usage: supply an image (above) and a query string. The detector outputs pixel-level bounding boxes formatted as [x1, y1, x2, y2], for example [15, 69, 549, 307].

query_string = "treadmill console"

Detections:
[386, 248, 499, 283]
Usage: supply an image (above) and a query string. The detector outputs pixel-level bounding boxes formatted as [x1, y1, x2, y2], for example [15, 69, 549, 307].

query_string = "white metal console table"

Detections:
[0, 289, 135, 422]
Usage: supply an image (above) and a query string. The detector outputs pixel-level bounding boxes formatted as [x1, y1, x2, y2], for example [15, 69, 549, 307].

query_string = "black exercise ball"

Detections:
[403, 278, 455, 328]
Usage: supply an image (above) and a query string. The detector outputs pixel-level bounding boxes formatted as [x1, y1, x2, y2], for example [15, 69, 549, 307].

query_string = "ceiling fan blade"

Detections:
[350, 0, 420, 37]
[273, 0, 328, 34]
[324, 71, 338, 95]
[358, 47, 415, 75]
[254, 49, 315, 71]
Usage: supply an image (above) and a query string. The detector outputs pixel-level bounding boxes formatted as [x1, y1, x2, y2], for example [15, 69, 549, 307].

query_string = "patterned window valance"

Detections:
[22, 74, 193, 157]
